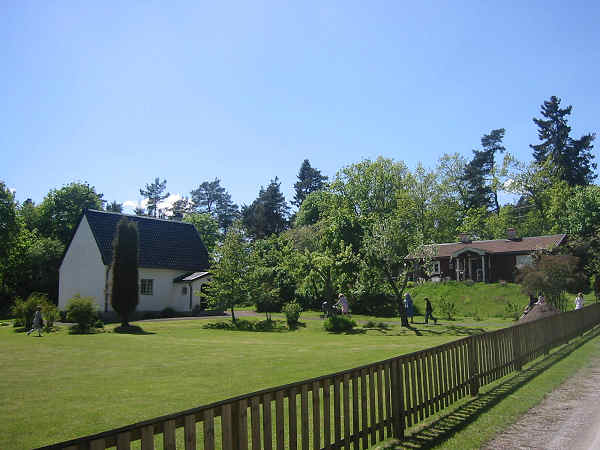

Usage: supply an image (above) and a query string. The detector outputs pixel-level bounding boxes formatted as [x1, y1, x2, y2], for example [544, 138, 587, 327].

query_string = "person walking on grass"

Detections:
[26, 306, 43, 337]
[575, 292, 584, 310]
[403, 293, 414, 324]
[424, 298, 438, 324]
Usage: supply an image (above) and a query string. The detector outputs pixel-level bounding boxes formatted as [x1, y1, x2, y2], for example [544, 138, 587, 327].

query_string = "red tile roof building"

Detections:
[423, 232, 566, 282]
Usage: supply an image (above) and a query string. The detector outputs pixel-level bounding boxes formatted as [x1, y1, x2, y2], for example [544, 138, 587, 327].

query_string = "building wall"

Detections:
[490, 254, 517, 282]
[59, 216, 107, 311]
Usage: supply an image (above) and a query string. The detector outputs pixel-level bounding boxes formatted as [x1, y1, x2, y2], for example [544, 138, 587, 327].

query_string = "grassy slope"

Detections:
[1, 317, 512, 449]
[406, 281, 529, 319]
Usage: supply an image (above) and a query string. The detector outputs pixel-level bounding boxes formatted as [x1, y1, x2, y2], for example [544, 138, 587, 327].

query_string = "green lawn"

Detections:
[1, 315, 512, 449]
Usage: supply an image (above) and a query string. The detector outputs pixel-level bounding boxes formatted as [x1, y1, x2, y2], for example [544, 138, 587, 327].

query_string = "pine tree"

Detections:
[292, 159, 328, 207]
[530, 96, 596, 186]
[190, 178, 239, 230]
[242, 177, 290, 239]
[461, 129, 505, 211]
[110, 217, 139, 327]
[139, 178, 169, 217]
[105, 201, 123, 213]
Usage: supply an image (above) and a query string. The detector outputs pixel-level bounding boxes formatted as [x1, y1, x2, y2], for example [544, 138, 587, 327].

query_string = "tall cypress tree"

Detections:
[111, 217, 139, 327]
[530, 96, 596, 186]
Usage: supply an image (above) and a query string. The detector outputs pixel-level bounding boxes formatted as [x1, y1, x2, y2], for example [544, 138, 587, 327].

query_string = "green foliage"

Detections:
[105, 201, 123, 213]
[66, 295, 98, 334]
[517, 254, 588, 311]
[530, 95, 596, 186]
[438, 296, 457, 320]
[11, 293, 55, 330]
[562, 185, 600, 237]
[183, 212, 221, 254]
[201, 222, 252, 322]
[139, 177, 169, 218]
[110, 218, 139, 326]
[190, 178, 239, 230]
[203, 319, 287, 332]
[242, 177, 290, 239]
[324, 315, 357, 333]
[37, 182, 104, 245]
[292, 159, 328, 208]
[504, 301, 521, 321]
[282, 301, 302, 329]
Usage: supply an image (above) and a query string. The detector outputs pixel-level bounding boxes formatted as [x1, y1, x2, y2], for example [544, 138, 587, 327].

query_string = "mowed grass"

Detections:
[0, 315, 512, 449]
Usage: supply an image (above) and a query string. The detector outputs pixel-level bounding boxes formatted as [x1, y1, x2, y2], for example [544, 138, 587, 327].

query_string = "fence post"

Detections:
[467, 336, 479, 396]
[512, 325, 522, 371]
[390, 359, 405, 440]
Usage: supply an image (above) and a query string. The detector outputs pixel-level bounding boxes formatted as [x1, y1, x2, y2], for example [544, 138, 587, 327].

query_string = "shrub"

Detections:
[94, 319, 105, 329]
[203, 319, 286, 332]
[282, 301, 302, 329]
[11, 293, 55, 330]
[504, 301, 521, 321]
[472, 309, 483, 322]
[438, 296, 457, 320]
[66, 295, 98, 334]
[42, 303, 59, 331]
[324, 315, 356, 333]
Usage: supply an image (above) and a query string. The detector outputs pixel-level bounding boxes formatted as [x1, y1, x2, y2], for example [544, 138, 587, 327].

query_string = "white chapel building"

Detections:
[58, 209, 210, 315]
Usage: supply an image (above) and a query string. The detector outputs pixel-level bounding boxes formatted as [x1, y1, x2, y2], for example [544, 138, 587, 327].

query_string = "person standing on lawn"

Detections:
[575, 292, 584, 310]
[404, 293, 414, 323]
[336, 293, 349, 315]
[27, 306, 43, 337]
[424, 298, 438, 324]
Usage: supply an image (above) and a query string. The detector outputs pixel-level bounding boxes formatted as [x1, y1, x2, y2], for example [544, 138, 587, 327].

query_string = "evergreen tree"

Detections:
[105, 201, 123, 213]
[530, 96, 596, 186]
[110, 217, 139, 327]
[292, 159, 328, 207]
[168, 197, 192, 221]
[190, 178, 239, 230]
[134, 207, 146, 216]
[461, 129, 505, 211]
[139, 178, 169, 217]
[242, 177, 290, 239]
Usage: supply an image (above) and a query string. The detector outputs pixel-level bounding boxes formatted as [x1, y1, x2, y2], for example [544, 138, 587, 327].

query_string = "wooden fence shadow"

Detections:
[386, 325, 600, 449]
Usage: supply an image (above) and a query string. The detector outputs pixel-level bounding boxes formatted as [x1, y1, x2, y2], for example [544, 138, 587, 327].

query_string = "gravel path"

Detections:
[485, 347, 600, 450]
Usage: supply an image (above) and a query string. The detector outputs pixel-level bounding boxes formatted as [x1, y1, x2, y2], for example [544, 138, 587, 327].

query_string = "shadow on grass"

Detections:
[380, 326, 600, 449]
[113, 325, 155, 335]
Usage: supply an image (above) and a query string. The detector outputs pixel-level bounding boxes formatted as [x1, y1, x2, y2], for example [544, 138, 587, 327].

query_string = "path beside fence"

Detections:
[38, 304, 600, 450]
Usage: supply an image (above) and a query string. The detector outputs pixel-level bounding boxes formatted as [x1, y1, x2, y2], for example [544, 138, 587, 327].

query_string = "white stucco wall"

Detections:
[59, 216, 210, 313]
[59, 216, 107, 311]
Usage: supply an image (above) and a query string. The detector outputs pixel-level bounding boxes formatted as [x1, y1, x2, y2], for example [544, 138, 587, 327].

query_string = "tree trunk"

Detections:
[231, 306, 236, 323]
[383, 266, 409, 327]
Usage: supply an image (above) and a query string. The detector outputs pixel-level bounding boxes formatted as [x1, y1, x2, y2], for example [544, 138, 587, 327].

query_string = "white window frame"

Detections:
[140, 279, 154, 296]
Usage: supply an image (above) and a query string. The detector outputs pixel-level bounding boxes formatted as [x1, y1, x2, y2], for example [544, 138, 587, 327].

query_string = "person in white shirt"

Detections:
[575, 292, 584, 310]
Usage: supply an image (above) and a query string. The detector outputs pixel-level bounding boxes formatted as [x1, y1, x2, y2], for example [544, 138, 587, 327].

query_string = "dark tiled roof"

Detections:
[85, 210, 209, 271]
[430, 234, 567, 258]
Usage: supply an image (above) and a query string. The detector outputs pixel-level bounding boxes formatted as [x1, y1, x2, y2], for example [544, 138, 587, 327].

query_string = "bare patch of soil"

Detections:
[485, 350, 600, 450]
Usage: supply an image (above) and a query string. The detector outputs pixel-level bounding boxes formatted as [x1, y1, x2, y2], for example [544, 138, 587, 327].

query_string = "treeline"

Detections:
[1, 95, 599, 316]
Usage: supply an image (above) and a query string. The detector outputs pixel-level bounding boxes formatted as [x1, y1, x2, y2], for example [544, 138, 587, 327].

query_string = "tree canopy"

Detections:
[139, 177, 169, 218]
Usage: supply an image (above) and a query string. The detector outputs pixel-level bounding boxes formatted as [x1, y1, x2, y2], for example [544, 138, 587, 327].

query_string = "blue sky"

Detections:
[2, 1, 599, 212]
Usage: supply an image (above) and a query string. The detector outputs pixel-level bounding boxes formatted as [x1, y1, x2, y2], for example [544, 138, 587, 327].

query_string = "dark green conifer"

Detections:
[111, 217, 139, 326]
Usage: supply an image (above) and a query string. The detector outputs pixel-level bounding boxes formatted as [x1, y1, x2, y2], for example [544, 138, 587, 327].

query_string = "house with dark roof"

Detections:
[422, 229, 566, 283]
[58, 210, 210, 315]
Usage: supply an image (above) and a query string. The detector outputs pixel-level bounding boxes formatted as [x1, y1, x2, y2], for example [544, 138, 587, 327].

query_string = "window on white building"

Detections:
[140, 279, 154, 295]
[181, 286, 188, 296]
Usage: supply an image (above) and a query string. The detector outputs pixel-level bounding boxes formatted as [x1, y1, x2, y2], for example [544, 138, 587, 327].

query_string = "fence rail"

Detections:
[38, 304, 600, 450]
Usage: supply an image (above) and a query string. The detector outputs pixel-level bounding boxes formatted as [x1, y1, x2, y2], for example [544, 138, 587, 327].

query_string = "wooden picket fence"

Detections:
[39, 304, 600, 450]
